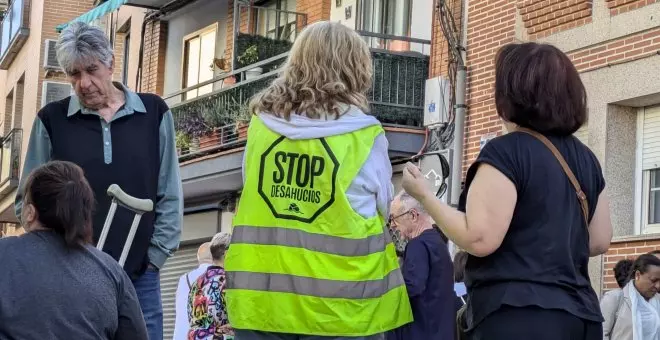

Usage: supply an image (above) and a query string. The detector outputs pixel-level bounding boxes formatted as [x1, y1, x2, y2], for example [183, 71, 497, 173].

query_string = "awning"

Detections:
[55, 0, 127, 33]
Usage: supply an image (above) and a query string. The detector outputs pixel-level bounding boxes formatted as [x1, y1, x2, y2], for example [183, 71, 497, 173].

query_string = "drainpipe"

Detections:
[449, 0, 469, 206]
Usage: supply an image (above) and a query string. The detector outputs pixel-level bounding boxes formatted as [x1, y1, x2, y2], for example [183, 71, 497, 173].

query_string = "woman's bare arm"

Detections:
[405, 162, 517, 257]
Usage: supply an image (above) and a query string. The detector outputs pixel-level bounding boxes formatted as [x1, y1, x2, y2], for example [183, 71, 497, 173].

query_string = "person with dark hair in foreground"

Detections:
[601, 254, 660, 340]
[401, 42, 613, 340]
[0, 161, 147, 340]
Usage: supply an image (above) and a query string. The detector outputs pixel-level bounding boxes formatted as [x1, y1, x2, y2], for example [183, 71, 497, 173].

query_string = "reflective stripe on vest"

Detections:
[225, 116, 412, 336]
[231, 225, 393, 257]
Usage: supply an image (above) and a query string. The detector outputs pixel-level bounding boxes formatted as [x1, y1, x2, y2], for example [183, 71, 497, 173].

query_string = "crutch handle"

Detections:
[107, 184, 154, 213]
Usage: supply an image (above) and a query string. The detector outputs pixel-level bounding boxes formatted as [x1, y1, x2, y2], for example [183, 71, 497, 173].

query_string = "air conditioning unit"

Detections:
[41, 81, 73, 108]
[423, 76, 452, 127]
[43, 40, 62, 70]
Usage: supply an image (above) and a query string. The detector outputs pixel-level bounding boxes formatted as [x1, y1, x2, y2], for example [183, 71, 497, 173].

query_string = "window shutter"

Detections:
[642, 106, 660, 170]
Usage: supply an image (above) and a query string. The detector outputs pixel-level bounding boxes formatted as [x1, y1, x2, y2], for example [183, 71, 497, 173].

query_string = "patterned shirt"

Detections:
[188, 266, 231, 340]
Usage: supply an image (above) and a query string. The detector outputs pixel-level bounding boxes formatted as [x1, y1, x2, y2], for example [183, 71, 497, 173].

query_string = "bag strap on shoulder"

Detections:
[517, 128, 590, 227]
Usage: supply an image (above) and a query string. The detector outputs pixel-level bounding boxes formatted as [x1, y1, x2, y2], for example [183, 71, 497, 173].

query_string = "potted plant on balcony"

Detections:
[235, 103, 252, 140]
[199, 98, 230, 149]
[176, 131, 191, 156]
[238, 45, 262, 80]
[176, 112, 208, 153]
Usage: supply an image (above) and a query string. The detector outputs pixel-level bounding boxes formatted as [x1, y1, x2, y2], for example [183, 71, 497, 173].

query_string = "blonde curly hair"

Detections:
[250, 21, 373, 120]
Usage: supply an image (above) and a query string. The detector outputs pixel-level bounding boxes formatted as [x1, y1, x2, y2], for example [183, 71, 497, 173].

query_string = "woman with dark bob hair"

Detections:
[402, 42, 613, 339]
[0, 161, 147, 339]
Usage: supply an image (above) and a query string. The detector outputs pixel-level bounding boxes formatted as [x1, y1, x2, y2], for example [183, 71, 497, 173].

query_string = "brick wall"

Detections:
[3, 92, 13, 136]
[602, 237, 660, 291]
[568, 27, 660, 73]
[113, 33, 126, 82]
[12, 80, 23, 130]
[430, 0, 463, 78]
[296, 0, 331, 24]
[140, 20, 168, 95]
[463, 0, 516, 172]
[607, 0, 658, 16]
[39, 0, 95, 107]
[517, 0, 592, 39]
[224, 0, 234, 72]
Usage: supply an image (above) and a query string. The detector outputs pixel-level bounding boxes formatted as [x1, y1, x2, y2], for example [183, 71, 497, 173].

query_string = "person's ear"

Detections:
[23, 204, 37, 225]
[636, 270, 642, 282]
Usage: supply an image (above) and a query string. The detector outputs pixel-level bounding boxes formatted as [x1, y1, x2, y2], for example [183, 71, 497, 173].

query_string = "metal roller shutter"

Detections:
[160, 243, 202, 340]
[642, 106, 660, 170]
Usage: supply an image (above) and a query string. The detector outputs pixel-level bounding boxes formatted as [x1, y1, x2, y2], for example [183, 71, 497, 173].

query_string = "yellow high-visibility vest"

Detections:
[225, 115, 412, 336]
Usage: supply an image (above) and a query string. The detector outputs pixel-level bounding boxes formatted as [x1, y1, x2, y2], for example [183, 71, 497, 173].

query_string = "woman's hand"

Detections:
[402, 162, 433, 201]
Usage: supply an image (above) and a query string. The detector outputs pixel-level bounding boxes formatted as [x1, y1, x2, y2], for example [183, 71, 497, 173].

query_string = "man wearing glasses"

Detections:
[387, 191, 456, 340]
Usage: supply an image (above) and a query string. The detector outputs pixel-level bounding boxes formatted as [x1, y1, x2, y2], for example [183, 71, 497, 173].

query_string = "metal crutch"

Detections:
[96, 184, 154, 267]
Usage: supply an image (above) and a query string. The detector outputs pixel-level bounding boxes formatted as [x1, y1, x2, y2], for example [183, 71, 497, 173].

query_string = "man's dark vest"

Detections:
[38, 94, 167, 278]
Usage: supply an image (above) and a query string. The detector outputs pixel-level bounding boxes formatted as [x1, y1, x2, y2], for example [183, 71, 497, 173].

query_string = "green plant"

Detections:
[237, 45, 259, 67]
[176, 131, 191, 150]
[235, 33, 293, 69]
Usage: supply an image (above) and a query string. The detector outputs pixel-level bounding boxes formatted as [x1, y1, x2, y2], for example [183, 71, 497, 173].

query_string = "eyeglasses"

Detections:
[389, 209, 414, 226]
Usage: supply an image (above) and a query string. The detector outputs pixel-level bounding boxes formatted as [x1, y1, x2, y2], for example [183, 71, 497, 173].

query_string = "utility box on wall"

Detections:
[424, 76, 452, 127]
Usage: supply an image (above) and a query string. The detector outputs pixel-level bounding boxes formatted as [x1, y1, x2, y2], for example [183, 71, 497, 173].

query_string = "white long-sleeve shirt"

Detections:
[173, 263, 211, 340]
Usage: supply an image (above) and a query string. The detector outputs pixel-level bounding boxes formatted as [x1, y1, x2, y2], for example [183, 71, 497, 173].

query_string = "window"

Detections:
[256, 0, 297, 41]
[356, 0, 413, 51]
[639, 105, 660, 234]
[642, 170, 660, 233]
[122, 33, 130, 85]
[182, 24, 217, 100]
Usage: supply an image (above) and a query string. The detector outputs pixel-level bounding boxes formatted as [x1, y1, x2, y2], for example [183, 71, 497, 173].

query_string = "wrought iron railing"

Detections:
[167, 33, 430, 160]
[0, 128, 22, 195]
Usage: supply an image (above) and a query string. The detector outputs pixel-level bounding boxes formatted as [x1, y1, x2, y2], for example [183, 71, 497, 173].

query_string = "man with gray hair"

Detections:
[387, 191, 455, 340]
[15, 21, 182, 340]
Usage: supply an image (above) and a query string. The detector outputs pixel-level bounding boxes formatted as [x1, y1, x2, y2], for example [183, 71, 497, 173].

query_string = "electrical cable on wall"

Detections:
[423, 0, 464, 153]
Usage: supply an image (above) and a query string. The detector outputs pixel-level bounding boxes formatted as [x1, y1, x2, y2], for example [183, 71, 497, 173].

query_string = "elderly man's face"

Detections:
[389, 197, 417, 240]
[68, 58, 114, 109]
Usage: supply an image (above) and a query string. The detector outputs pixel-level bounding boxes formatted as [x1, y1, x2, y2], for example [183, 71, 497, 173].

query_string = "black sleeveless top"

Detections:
[458, 131, 605, 329]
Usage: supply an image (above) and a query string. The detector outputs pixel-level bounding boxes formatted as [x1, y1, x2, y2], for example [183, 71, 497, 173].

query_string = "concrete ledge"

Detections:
[611, 233, 660, 244]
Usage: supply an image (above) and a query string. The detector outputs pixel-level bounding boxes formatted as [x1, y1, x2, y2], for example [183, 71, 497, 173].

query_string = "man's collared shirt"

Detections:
[15, 82, 183, 270]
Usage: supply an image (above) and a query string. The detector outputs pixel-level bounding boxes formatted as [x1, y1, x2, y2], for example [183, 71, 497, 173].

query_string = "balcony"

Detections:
[0, 129, 22, 222]
[165, 23, 430, 163]
[0, 0, 29, 69]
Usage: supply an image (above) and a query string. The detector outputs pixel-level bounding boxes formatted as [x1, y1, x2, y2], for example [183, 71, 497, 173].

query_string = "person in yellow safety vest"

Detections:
[224, 21, 413, 340]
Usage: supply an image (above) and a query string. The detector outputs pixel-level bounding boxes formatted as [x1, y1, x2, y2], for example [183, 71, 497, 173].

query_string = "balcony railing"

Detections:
[166, 33, 430, 160]
[0, 0, 29, 69]
[0, 128, 22, 196]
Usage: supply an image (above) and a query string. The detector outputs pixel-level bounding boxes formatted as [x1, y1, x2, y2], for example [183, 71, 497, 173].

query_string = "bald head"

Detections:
[197, 242, 212, 264]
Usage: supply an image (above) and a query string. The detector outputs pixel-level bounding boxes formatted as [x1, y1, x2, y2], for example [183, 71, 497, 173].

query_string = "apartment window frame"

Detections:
[635, 105, 660, 235]
[255, 0, 297, 41]
[181, 23, 218, 100]
[356, 0, 413, 37]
